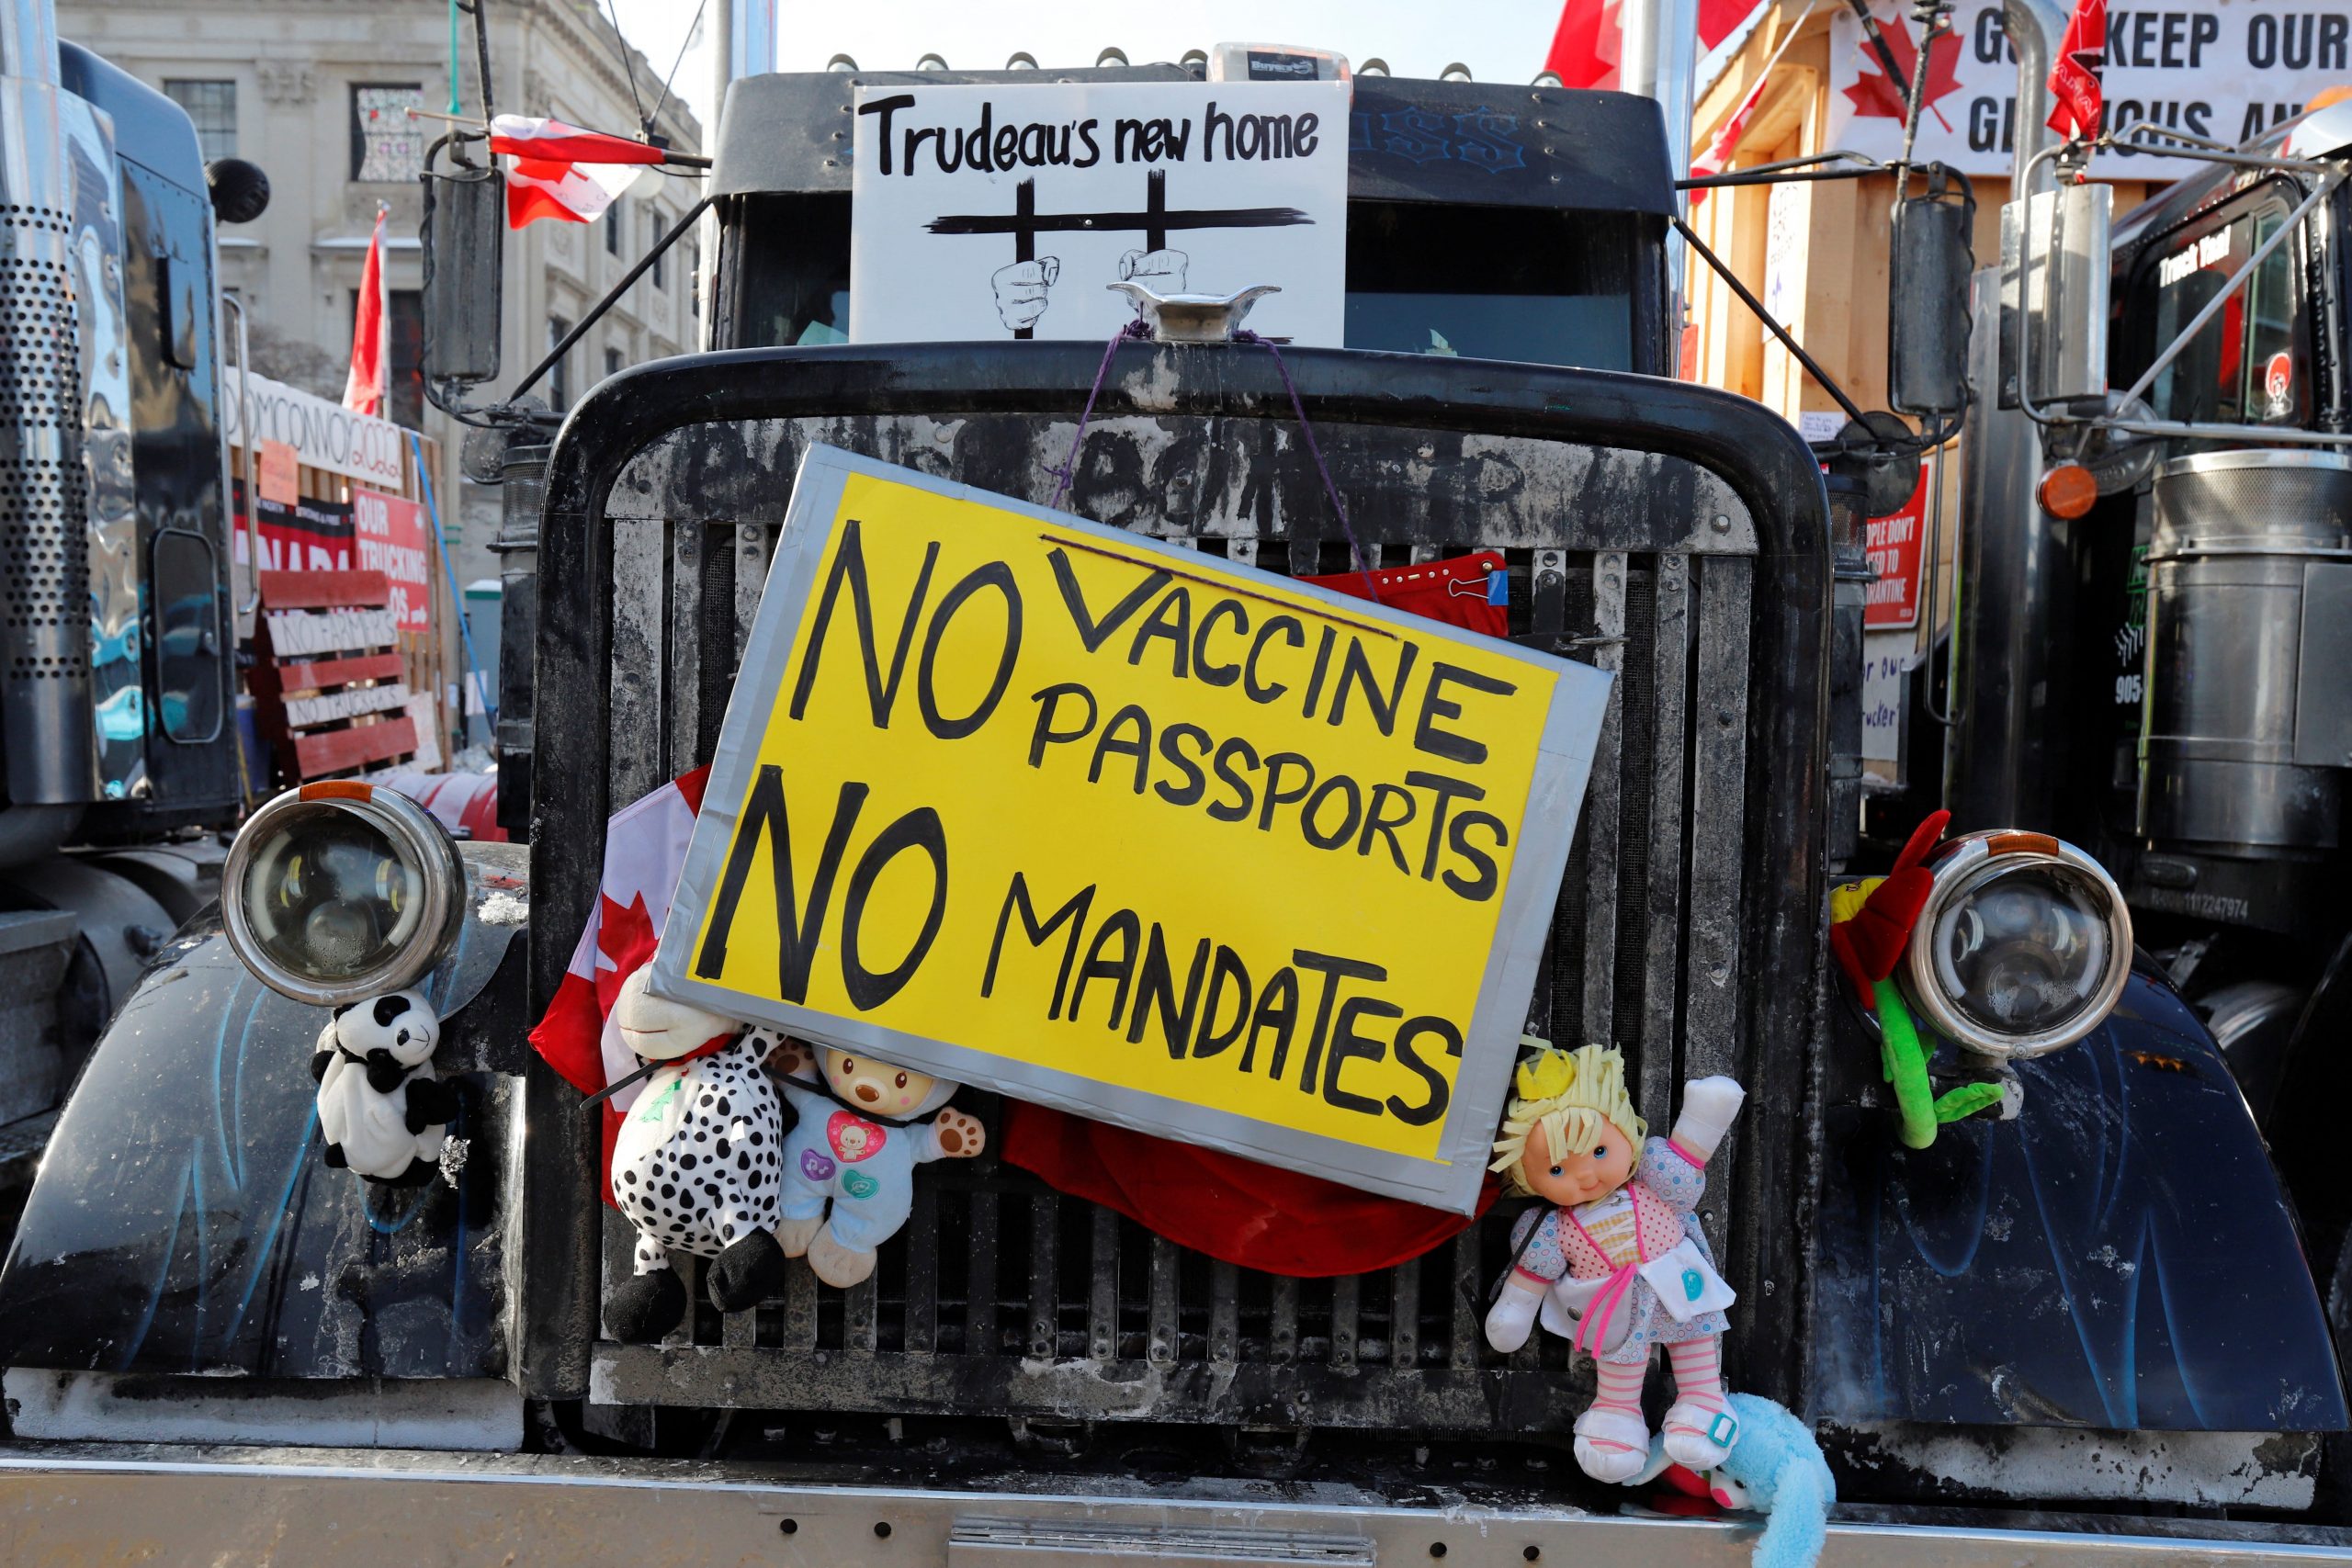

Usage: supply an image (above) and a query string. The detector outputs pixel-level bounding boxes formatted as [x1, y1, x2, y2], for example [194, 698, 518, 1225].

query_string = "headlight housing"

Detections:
[221, 782, 466, 1005]
[1900, 829, 2132, 1059]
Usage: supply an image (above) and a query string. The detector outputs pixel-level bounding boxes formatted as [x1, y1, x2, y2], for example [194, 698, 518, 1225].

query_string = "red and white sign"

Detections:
[353, 487, 432, 634]
[2266, 350, 2293, 403]
[1826, 0, 2352, 179]
[1865, 462, 1932, 630]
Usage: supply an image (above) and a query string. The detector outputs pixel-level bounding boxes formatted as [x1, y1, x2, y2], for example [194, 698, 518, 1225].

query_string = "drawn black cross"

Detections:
[925, 169, 1313, 338]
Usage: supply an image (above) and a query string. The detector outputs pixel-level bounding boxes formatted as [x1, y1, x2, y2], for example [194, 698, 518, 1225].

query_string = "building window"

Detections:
[547, 316, 571, 410]
[351, 84, 425, 182]
[648, 209, 665, 290]
[604, 346, 624, 382]
[605, 201, 623, 256]
[163, 79, 236, 161]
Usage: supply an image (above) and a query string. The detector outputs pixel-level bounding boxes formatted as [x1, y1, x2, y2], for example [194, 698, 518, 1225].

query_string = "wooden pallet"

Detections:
[250, 570, 417, 783]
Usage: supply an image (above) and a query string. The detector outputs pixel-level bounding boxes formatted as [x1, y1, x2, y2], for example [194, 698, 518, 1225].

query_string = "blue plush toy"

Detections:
[1628, 1392, 1835, 1568]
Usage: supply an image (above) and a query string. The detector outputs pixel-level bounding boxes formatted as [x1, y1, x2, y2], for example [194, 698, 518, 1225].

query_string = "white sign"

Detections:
[1862, 629, 1914, 767]
[851, 82, 1349, 347]
[222, 370, 406, 490]
[1826, 0, 2349, 180]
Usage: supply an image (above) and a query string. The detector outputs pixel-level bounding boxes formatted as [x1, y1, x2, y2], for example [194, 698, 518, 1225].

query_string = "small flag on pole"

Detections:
[503, 158, 643, 228]
[2046, 0, 2108, 140]
[341, 205, 388, 417]
[487, 114, 665, 165]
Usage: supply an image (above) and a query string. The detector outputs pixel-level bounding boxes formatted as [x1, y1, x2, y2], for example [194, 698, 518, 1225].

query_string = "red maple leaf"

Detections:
[593, 890, 659, 1015]
[1844, 9, 1962, 133]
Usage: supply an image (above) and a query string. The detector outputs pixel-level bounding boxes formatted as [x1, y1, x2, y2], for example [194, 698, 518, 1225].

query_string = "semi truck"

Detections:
[1883, 0, 2352, 1370]
[0, 29, 2347, 1565]
[0, 0, 261, 1203]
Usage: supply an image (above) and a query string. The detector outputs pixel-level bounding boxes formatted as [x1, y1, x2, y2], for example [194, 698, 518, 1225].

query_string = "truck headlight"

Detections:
[1901, 830, 2132, 1059]
[221, 782, 466, 1005]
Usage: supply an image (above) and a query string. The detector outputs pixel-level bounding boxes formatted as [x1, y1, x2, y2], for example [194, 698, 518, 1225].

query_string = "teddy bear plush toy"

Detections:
[768, 1039, 986, 1288]
[311, 989, 457, 1186]
[603, 968, 794, 1342]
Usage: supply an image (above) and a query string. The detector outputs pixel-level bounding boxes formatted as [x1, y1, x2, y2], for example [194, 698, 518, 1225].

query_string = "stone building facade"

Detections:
[58, 0, 703, 597]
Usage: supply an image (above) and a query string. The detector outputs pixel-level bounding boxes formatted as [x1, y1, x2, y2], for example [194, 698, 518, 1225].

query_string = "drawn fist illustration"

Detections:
[1117, 247, 1190, 293]
[991, 256, 1059, 332]
[933, 1107, 987, 1159]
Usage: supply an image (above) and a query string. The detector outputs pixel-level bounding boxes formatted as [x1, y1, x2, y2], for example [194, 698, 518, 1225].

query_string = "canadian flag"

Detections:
[504, 158, 643, 229]
[2046, 0, 2108, 140]
[341, 207, 388, 416]
[1687, 17, 1809, 205]
[1545, 0, 1772, 93]
[527, 765, 710, 1199]
[491, 114, 661, 228]
[488, 114, 665, 165]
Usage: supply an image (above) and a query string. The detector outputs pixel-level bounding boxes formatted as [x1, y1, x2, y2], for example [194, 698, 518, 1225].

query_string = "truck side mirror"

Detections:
[1889, 178, 1973, 418]
[422, 164, 503, 386]
[2019, 179, 2110, 409]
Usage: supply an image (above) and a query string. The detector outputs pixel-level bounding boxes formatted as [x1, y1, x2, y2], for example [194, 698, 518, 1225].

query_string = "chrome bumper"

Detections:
[0, 1447, 2346, 1564]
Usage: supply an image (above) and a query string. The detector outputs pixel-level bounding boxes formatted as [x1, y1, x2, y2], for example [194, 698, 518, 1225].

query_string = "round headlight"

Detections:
[1900, 830, 2132, 1059]
[221, 782, 466, 1004]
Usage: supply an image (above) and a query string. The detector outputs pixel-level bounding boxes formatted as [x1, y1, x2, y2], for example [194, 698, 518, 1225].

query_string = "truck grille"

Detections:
[580, 405, 1769, 1431]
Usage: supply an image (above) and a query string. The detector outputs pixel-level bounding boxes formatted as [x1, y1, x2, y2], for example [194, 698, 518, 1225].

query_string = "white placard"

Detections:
[222, 370, 407, 490]
[851, 82, 1349, 347]
[1826, 0, 2349, 180]
[1862, 628, 1915, 766]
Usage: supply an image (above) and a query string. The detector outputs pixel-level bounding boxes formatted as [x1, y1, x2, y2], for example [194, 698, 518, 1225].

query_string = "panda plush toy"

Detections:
[311, 990, 458, 1186]
[603, 967, 791, 1343]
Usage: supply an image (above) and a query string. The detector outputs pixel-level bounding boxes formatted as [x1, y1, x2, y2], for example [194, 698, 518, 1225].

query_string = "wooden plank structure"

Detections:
[230, 423, 453, 775]
[249, 570, 418, 781]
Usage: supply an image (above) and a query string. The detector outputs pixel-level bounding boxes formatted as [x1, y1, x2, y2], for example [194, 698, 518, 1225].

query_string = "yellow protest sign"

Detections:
[651, 446, 1610, 1212]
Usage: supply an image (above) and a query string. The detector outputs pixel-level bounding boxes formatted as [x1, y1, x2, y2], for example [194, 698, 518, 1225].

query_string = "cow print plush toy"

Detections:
[311, 989, 457, 1186]
[603, 968, 790, 1342]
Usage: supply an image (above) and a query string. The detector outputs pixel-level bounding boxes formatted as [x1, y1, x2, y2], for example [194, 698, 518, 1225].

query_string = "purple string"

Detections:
[1233, 329, 1381, 604]
[1050, 319, 1153, 512]
[1048, 320, 1382, 605]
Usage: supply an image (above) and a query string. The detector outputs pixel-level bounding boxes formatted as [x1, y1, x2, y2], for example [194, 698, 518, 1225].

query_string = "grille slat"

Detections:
[1580, 550, 1629, 1048]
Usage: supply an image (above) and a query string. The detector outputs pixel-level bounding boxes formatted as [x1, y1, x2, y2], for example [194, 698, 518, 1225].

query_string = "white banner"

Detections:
[222, 370, 406, 490]
[851, 82, 1349, 347]
[1826, 0, 2348, 180]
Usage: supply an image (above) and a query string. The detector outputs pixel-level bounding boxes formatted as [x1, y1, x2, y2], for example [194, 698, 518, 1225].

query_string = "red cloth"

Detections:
[1002, 1111, 1498, 1278]
[1827, 808, 1949, 1008]
[1301, 550, 1510, 637]
[2046, 0, 2108, 140]
[1002, 553, 1512, 1277]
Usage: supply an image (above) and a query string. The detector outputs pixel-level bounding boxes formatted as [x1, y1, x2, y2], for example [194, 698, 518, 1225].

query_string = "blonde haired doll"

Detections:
[1486, 1041, 1747, 1483]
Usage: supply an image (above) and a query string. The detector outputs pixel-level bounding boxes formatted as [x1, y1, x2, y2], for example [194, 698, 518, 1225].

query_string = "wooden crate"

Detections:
[250, 570, 417, 783]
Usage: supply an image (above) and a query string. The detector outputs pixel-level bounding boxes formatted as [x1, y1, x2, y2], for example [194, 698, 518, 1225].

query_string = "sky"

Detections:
[607, 1, 1564, 140]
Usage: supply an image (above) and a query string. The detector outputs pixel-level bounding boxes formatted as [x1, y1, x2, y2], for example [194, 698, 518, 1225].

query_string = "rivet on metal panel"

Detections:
[1711, 514, 1731, 534]
[739, 525, 760, 541]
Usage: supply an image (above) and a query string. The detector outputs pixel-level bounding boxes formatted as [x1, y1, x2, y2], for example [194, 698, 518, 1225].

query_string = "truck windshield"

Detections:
[2116, 184, 2310, 429]
[727, 194, 1640, 372]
